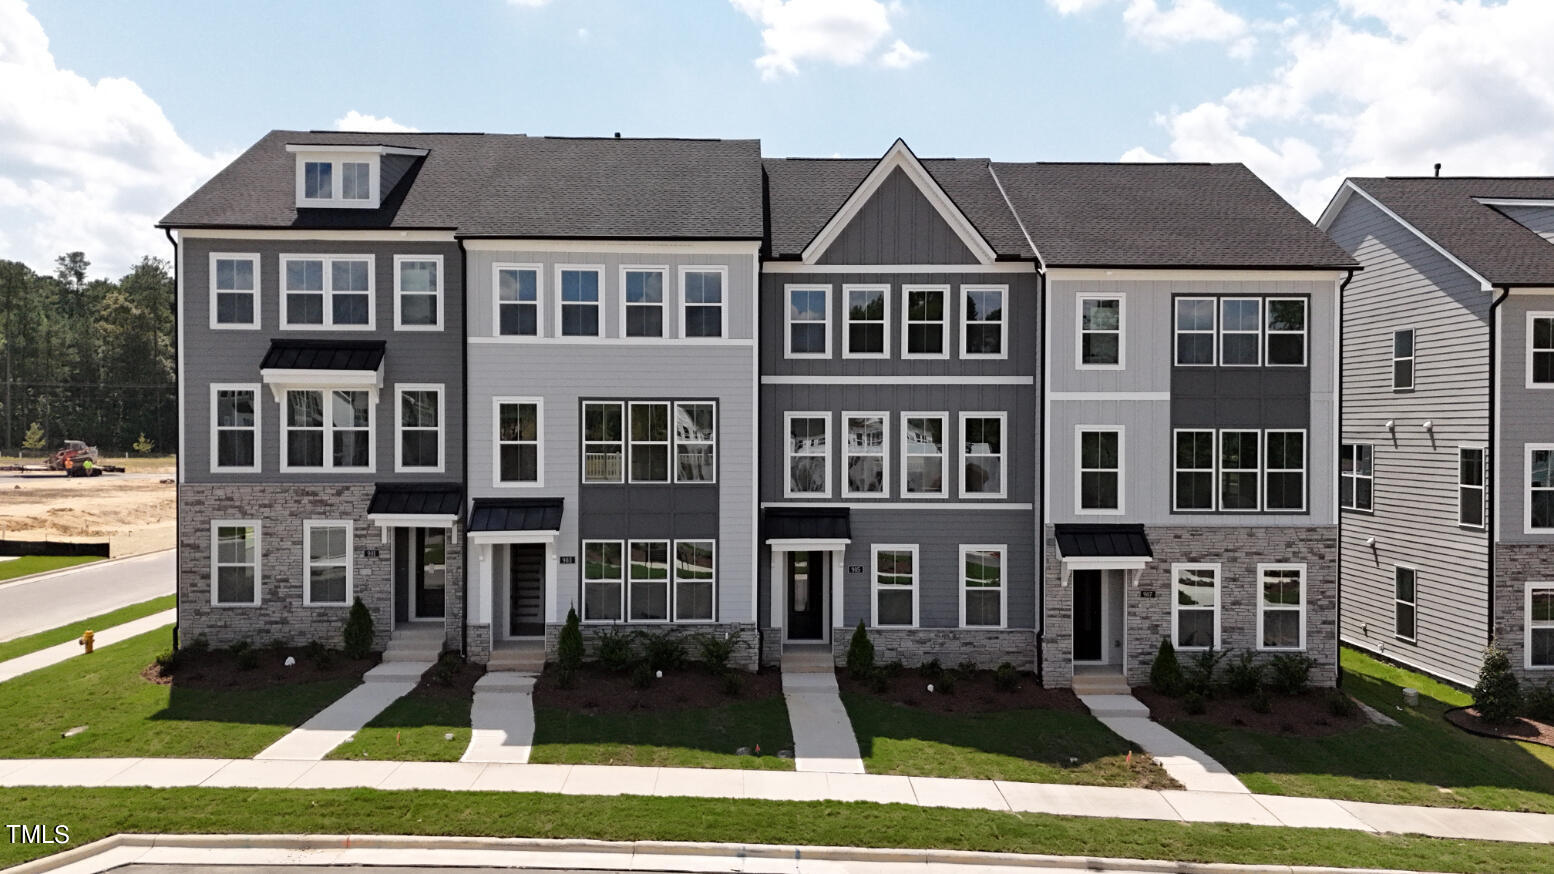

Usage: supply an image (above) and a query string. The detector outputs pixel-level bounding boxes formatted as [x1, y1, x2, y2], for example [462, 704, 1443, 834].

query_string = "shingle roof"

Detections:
[1053, 524, 1153, 559]
[259, 339, 385, 371]
[468, 498, 564, 533]
[992, 162, 1357, 269]
[1345, 177, 1554, 286]
[763, 507, 851, 542]
[762, 157, 1033, 259]
[161, 131, 765, 239]
[368, 483, 463, 517]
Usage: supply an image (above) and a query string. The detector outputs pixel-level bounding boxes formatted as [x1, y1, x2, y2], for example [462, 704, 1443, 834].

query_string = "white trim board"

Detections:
[762, 375, 1033, 385]
[462, 239, 761, 254]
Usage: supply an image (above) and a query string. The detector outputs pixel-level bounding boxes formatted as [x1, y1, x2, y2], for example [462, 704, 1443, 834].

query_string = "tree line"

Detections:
[0, 253, 176, 456]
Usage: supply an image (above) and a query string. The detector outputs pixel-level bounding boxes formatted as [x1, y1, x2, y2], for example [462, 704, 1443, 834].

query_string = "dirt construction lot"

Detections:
[0, 458, 176, 557]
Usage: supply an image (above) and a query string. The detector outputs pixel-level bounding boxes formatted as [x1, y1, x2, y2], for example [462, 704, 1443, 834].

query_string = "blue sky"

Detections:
[3, 0, 1552, 277]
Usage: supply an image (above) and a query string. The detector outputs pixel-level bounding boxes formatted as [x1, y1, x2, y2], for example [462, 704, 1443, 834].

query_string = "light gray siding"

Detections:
[1499, 205, 1554, 244]
[1496, 293, 1554, 544]
[1328, 195, 1491, 685]
[815, 167, 976, 265]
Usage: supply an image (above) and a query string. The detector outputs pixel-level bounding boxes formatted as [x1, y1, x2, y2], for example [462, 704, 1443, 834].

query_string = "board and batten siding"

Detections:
[1496, 293, 1554, 544]
[1327, 194, 1491, 684]
[814, 167, 978, 265]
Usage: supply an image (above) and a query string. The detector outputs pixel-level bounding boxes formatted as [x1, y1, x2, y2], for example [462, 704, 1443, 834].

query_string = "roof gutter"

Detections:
[164, 226, 181, 651]
[1488, 285, 1511, 646]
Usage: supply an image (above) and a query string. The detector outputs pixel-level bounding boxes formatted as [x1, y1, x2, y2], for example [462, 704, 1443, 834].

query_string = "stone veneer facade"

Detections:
[178, 484, 464, 653]
[1493, 543, 1554, 681]
[1042, 525, 1339, 689]
[827, 628, 1037, 671]
[542, 622, 763, 673]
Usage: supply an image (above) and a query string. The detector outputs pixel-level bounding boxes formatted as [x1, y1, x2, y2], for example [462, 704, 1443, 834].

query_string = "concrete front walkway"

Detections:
[781, 671, 864, 774]
[1079, 692, 1250, 793]
[0, 609, 176, 684]
[461, 672, 536, 764]
[254, 661, 432, 761]
[4, 756, 1551, 844]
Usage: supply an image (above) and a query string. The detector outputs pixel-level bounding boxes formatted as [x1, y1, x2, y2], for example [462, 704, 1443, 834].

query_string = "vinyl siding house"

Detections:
[1320, 177, 1554, 685]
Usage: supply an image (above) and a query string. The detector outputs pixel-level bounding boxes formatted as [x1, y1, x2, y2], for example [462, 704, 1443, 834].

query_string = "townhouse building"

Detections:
[1320, 177, 1554, 684]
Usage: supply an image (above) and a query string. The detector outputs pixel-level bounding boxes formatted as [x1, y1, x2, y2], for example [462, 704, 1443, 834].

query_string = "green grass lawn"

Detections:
[0, 554, 103, 582]
[1166, 646, 1554, 814]
[328, 688, 471, 762]
[0, 628, 361, 759]
[531, 696, 796, 770]
[0, 594, 174, 663]
[1, 786, 1549, 872]
[843, 693, 1175, 787]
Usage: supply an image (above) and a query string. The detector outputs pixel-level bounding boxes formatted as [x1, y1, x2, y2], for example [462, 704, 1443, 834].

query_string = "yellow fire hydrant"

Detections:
[78, 630, 94, 654]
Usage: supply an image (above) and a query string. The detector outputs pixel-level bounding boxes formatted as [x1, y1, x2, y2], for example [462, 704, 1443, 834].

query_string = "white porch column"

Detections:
[830, 549, 845, 638]
[473, 543, 494, 626]
[769, 551, 784, 636]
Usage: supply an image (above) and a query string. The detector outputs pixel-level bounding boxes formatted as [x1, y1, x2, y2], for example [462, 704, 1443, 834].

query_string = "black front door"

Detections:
[509, 543, 546, 637]
[786, 551, 825, 640]
[1073, 569, 1103, 662]
[413, 528, 446, 619]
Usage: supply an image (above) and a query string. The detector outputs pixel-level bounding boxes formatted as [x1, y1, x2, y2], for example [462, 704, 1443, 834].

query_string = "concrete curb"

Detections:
[0, 548, 172, 592]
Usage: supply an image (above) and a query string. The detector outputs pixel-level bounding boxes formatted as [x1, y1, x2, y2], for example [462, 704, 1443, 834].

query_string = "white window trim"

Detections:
[958, 411, 1007, 499]
[1075, 293, 1124, 370]
[1174, 296, 1216, 367]
[1394, 564, 1418, 642]
[210, 519, 261, 607]
[784, 411, 831, 498]
[672, 539, 717, 624]
[1075, 425, 1125, 515]
[842, 411, 890, 499]
[209, 383, 262, 474]
[1393, 329, 1416, 391]
[679, 265, 729, 339]
[581, 539, 624, 624]
[1525, 582, 1554, 670]
[841, 283, 889, 359]
[1264, 429, 1307, 513]
[958, 543, 1006, 629]
[1265, 297, 1309, 367]
[581, 401, 624, 485]
[393, 383, 445, 474]
[294, 154, 380, 208]
[784, 283, 831, 359]
[1526, 443, 1554, 534]
[871, 543, 920, 628]
[626, 538, 672, 624]
[208, 252, 260, 330]
[1341, 442, 1374, 512]
[628, 401, 672, 485]
[1256, 562, 1306, 651]
[493, 396, 544, 488]
[1171, 563, 1221, 651]
[1172, 428, 1215, 512]
[555, 264, 605, 338]
[960, 284, 1009, 361]
[1459, 444, 1486, 529]
[278, 254, 376, 331]
[902, 284, 951, 360]
[492, 262, 544, 339]
[1218, 297, 1263, 367]
[278, 388, 376, 473]
[1219, 430, 1262, 513]
[672, 401, 717, 485]
[392, 254, 444, 331]
[1528, 312, 1554, 389]
[620, 265, 669, 339]
[900, 411, 949, 499]
[302, 519, 353, 607]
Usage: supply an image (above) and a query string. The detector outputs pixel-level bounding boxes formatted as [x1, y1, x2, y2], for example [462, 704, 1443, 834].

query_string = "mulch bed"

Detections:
[533, 663, 783, 714]
[837, 668, 1089, 715]
[1134, 687, 1370, 737]
[407, 661, 485, 700]
[142, 646, 378, 691]
[1445, 706, 1554, 747]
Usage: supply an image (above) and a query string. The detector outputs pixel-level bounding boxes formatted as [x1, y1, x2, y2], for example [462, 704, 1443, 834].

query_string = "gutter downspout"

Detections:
[1335, 269, 1354, 687]
[1488, 286, 1511, 645]
[1035, 266, 1046, 686]
[164, 227, 180, 650]
[458, 237, 470, 661]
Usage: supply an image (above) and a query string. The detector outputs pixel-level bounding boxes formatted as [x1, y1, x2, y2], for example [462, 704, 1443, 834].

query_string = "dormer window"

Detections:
[304, 162, 332, 199]
[286, 144, 427, 210]
[341, 162, 371, 200]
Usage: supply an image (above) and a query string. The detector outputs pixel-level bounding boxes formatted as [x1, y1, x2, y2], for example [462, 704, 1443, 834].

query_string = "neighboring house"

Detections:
[1320, 177, 1554, 685]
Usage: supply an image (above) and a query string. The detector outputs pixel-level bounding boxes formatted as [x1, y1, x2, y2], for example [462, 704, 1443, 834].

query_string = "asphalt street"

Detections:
[0, 549, 173, 642]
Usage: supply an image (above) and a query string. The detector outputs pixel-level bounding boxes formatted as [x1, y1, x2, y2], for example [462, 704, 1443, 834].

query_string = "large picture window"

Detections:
[844, 285, 887, 357]
[211, 385, 259, 472]
[1460, 447, 1485, 528]
[1395, 565, 1417, 641]
[673, 402, 716, 483]
[495, 265, 540, 336]
[1219, 430, 1260, 511]
[1340, 443, 1373, 511]
[786, 286, 829, 357]
[960, 413, 1005, 497]
[681, 267, 725, 338]
[394, 255, 441, 329]
[1078, 295, 1122, 367]
[785, 413, 829, 497]
[284, 389, 371, 471]
[303, 521, 351, 606]
[627, 540, 670, 622]
[582, 540, 623, 621]
[1173, 430, 1215, 511]
[582, 402, 623, 484]
[1172, 564, 1218, 650]
[903, 285, 948, 358]
[281, 255, 372, 328]
[211, 521, 259, 606]
[210, 254, 258, 328]
[1258, 564, 1305, 650]
[843, 414, 887, 497]
[629, 402, 671, 483]
[674, 541, 715, 622]
[960, 545, 1003, 628]
[496, 399, 541, 485]
[902, 413, 947, 497]
[1078, 428, 1121, 512]
[396, 385, 443, 473]
[962, 285, 1006, 358]
[558, 267, 601, 336]
[873, 545, 917, 627]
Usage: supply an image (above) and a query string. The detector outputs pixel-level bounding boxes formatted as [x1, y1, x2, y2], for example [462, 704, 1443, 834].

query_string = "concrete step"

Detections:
[389, 624, 445, 641]
[1071, 675, 1131, 696]
[781, 646, 835, 674]
[383, 646, 442, 662]
[364, 660, 432, 684]
[475, 671, 537, 691]
[1078, 693, 1152, 718]
[488, 654, 545, 673]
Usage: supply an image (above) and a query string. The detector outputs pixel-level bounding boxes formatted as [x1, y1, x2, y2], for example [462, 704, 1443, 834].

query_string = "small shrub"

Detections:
[187, 634, 210, 653]
[629, 660, 654, 689]
[1266, 653, 1316, 696]
[636, 629, 687, 672]
[236, 648, 260, 671]
[1183, 691, 1208, 715]
[557, 608, 584, 673]
[1150, 637, 1185, 697]
[868, 669, 890, 693]
[1473, 640, 1522, 724]
[720, 672, 745, 697]
[154, 648, 181, 674]
[993, 662, 1019, 693]
[1250, 688, 1272, 714]
[265, 638, 287, 652]
[918, 657, 943, 680]
[881, 660, 905, 678]
[956, 659, 980, 678]
[314, 648, 337, 671]
[1223, 651, 1266, 697]
[1183, 648, 1229, 698]
[694, 629, 742, 673]
[933, 671, 956, 695]
[595, 626, 633, 671]
[556, 667, 578, 690]
[303, 640, 327, 662]
[227, 639, 251, 656]
[431, 652, 460, 687]
[1327, 689, 1358, 718]
[342, 596, 374, 660]
[1524, 681, 1554, 723]
[846, 621, 875, 680]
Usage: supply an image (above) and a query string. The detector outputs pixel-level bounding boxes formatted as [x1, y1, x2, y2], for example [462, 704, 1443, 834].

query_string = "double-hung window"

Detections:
[1220, 298, 1261, 365]
[1220, 430, 1260, 511]
[1172, 564, 1219, 650]
[210, 254, 258, 328]
[902, 413, 947, 497]
[843, 285, 887, 357]
[211, 521, 259, 606]
[1173, 429, 1215, 511]
[1395, 565, 1417, 640]
[962, 285, 1006, 358]
[496, 398, 542, 485]
[582, 402, 623, 483]
[674, 541, 715, 621]
[673, 402, 716, 483]
[1258, 564, 1305, 650]
[1530, 314, 1554, 386]
[786, 285, 830, 357]
[627, 540, 670, 621]
[396, 385, 443, 473]
[843, 414, 887, 497]
[1393, 329, 1415, 390]
[873, 545, 918, 627]
[282, 255, 373, 328]
[394, 255, 441, 329]
[1266, 298, 1307, 366]
[1175, 297, 1216, 365]
[961, 545, 1004, 628]
[785, 413, 829, 497]
[284, 389, 371, 471]
[1529, 445, 1554, 531]
[903, 285, 948, 358]
[211, 385, 259, 472]
[1077, 428, 1122, 512]
[1459, 447, 1485, 528]
[1527, 584, 1554, 668]
[623, 267, 666, 338]
[495, 265, 540, 336]
[1078, 295, 1122, 367]
[960, 412, 1005, 498]
[582, 540, 623, 621]
[303, 520, 351, 606]
[629, 402, 670, 483]
[681, 267, 725, 338]
[1264, 430, 1305, 512]
[558, 267, 601, 336]
[1340, 443, 1374, 511]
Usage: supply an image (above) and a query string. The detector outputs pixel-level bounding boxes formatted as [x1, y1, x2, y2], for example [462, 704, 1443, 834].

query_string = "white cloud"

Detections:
[1124, 0, 1554, 215]
[730, 0, 924, 79]
[577, 27, 590, 41]
[1048, 0, 1253, 56]
[334, 110, 419, 133]
[0, 0, 228, 277]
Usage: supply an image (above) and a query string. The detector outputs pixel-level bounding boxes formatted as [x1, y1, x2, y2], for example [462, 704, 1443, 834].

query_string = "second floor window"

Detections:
[1079, 296, 1122, 367]
[624, 268, 665, 338]
[394, 257, 440, 329]
[211, 254, 258, 327]
[1220, 430, 1260, 511]
[1460, 447, 1485, 528]
[282, 256, 372, 328]
[1174, 430, 1214, 511]
[844, 414, 886, 496]
[1340, 443, 1373, 511]
[682, 268, 724, 337]
[629, 402, 671, 483]
[902, 414, 946, 496]
[497, 399, 541, 484]
[786, 413, 829, 497]
[787, 286, 829, 357]
[961, 413, 1004, 497]
[1530, 446, 1554, 530]
[1532, 315, 1554, 385]
[496, 266, 539, 336]
[844, 286, 887, 357]
[1078, 428, 1121, 512]
[1393, 329, 1415, 390]
[963, 286, 1006, 357]
[559, 268, 601, 336]
[284, 389, 370, 471]
[673, 402, 716, 483]
[1264, 430, 1305, 512]
[397, 386, 442, 472]
[582, 402, 623, 483]
[212, 386, 258, 472]
[904, 286, 947, 357]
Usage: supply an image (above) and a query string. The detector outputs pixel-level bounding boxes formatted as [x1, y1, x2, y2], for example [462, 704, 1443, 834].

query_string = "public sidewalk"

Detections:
[0, 609, 176, 684]
[1, 756, 1551, 844]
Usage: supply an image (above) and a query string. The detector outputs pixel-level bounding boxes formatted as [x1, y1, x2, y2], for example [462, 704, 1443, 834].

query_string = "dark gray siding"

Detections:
[816, 168, 975, 265]
[1173, 369, 1311, 430]
[1496, 294, 1554, 545]
[380, 154, 417, 198]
